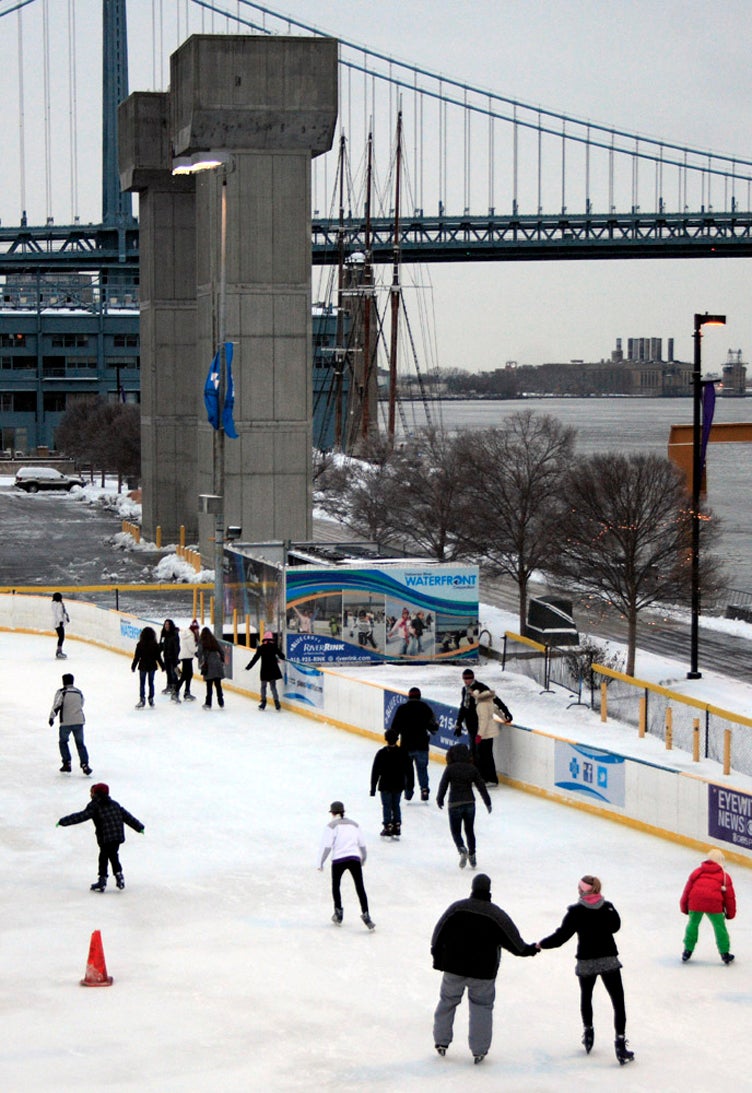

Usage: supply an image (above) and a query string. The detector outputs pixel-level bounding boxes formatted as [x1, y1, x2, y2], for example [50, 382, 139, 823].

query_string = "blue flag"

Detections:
[204, 350, 220, 429]
[204, 343, 239, 437]
[223, 342, 239, 439]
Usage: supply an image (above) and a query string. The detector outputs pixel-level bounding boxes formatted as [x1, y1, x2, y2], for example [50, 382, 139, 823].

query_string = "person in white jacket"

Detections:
[175, 619, 199, 702]
[317, 801, 375, 929]
[51, 592, 70, 659]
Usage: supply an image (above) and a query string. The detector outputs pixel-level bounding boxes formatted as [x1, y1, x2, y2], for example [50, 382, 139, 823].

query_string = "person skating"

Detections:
[454, 668, 511, 765]
[537, 875, 635, 1065]
[317, 800, 375, 929]
[680, 847, 737, 964]
[435, 743, 491, 869]
[245, 630, 285, 710]
[49, 672, 91, 775]
[431, 873, 538, 1063]
[57, 782, 144, 892]
[159, 618, 181, 699]
[390, 686, 438, 801]
[473, 682, 512, 786]
[370, 727, 414, 838]
[175, 619, 200, 701]
[51, 591, 70, 659]
[198, 627, 225, 709]
[131, 626, 164, 708]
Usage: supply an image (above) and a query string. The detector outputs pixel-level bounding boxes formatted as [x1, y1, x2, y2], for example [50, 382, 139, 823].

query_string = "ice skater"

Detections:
[680, 847, 736, 964]
[198, 627, 225, 709]
[245, 630, 285, 710]
[49, 672, 91, 775]
[537, 875, 635, 1065]
[389, 686, 438, 801]
[57, 782, 144, 892]
[175, 619, 200, 701]
[317, 800, 375, 929]
[51, 591, 70, 659]
[131, 626, 164, 708]
[435, 743, 492, 869]
[432, 873, 538, 1064]
[370, 727, 414, 838]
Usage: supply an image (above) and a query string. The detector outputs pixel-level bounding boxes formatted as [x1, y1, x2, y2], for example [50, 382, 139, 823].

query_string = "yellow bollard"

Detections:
[156, 525, 162, 549]
[723, 729, 731, 776]
[192, 586, 198, 619]
[245, 614, 251, 648]
[600, 681, 607, 722]
[134, 525, 141, 544]
[692, 717, 700, 763]
[638, 696, 646, 738]
[209, 596, 214, 627]
[665, 707, 673, 750]
[199, 590, 205, 624]
[233, 609, 238, 645]
[180, 524, 185, 548]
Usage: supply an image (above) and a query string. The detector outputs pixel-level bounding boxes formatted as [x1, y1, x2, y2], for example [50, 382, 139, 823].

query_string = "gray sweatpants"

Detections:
[433, 971, 496, 1056]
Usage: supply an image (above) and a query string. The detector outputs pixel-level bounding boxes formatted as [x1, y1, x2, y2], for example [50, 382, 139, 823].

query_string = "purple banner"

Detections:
[700, 381, 716, 475]
[708, 785, 752, 850]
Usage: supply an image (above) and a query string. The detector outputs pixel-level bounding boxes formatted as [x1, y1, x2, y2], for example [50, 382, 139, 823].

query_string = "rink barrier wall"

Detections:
[3, 593, 750, 867]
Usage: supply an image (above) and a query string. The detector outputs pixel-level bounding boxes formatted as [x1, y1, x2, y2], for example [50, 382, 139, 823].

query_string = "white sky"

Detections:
[4, 617, 752, 1090]
[1, 0, 751, 367]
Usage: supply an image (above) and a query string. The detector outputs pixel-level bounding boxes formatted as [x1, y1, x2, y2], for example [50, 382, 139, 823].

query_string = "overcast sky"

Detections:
[1, 0, 751, 369]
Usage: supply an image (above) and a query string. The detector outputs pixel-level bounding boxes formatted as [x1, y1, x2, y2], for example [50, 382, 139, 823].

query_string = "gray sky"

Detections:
[1, 0, 751, 369]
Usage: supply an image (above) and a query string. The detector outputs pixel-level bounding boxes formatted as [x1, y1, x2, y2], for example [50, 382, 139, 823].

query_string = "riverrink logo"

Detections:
[708, 786, 752, 849]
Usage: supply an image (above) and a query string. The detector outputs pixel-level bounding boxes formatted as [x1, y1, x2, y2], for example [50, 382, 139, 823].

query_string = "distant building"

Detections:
[0, 277, 140, 455]
[721, 349, 747, 397]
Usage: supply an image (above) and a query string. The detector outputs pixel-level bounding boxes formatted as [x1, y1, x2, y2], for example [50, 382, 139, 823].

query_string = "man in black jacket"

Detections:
[431, 873, 537, 1064]
[389, 686, 438, 801]
[454, 669, 512, 763]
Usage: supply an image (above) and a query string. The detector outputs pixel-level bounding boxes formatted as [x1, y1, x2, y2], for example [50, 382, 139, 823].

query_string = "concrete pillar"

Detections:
[119, 91, 198, 542]
[170, 35, 338, 554]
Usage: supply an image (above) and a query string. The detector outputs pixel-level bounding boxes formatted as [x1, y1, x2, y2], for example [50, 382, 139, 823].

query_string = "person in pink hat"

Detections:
[680, 847, 737, 965]
[175, 619, 200, 702]
[537, 875, 635, 1066]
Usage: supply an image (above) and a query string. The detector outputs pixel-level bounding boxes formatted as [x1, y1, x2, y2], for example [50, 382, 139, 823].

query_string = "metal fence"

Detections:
[501, 632, 585, 702]
[592, 664, 752, 778]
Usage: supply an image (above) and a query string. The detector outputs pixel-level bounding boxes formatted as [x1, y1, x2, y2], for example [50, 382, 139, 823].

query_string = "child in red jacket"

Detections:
[680, 847, 736, 964]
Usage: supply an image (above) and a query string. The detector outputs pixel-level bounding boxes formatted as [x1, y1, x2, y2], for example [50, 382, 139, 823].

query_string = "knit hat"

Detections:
[706, 848, 725, 866]
[91, 783, 109, 796]
[329, 800, 345, 815]
[262, 632, 274, 642]
[189, 619, 200, 633]
[471, 873, 492, 900]
[408, 687, 421, 699]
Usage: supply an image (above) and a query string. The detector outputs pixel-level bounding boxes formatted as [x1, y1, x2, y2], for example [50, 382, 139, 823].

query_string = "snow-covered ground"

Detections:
[3, 630, 751, 1091]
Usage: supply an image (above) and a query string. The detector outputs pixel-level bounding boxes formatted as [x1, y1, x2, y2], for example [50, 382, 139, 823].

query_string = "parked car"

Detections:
[14, 467, 85, 493]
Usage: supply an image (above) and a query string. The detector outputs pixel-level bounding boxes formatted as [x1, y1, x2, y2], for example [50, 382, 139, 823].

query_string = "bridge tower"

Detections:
[102, 0, 134, 227]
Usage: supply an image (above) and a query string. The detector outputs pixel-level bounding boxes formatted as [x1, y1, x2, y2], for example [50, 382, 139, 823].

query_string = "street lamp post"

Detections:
[688, 312, 726, 679]
[172, 152, 231, 640]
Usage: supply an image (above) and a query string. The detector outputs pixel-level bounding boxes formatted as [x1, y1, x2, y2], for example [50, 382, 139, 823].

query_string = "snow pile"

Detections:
[153, 552, 214, 584]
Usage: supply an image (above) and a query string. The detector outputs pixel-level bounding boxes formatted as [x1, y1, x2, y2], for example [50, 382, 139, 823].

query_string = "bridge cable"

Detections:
[67, 0, 79, 223]
[16, 7, 26, 218]
[42, 0, 52, 222]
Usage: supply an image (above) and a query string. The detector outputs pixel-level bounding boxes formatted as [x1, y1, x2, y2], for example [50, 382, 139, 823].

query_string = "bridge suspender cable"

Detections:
[16, 7, 26, 219]
[42, 0, 52, 223]
[67, 0, 79, 224]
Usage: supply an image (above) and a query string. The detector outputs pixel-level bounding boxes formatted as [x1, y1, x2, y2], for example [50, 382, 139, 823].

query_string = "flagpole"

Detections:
[214, 166, 228, 641]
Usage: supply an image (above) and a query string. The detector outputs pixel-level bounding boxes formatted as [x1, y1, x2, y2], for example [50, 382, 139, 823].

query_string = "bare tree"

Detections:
[551, 451, 723, 676]
[56, 397, 141, 489]
[386, 428, 467, 560]
[458, 412, 576, 630]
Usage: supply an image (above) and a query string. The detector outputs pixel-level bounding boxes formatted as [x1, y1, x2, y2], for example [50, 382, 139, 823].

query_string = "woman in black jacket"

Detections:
[537, 875, 635, 1066]
[435, 743, 492, 870]
[245, 631, 285, 710]
[131, 626, 164, 708]
[159, 618, 180, 696]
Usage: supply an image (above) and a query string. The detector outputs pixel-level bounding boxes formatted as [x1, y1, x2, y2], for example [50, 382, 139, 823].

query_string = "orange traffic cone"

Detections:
[80, 929, 113, 987]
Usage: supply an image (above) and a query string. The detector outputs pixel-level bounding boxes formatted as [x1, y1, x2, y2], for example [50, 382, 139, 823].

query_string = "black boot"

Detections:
[115, 872, 125, 890]
[59, 761, 71, 773]
[582, 1027, 594, 1054]
[90, 877, 107, 892]
[614, 1036, 634, 1065]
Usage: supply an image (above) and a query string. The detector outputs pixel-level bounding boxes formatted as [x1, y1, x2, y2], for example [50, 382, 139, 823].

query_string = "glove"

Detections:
[487, 805, 493, 814]
[453, 725, 462, 737]
[475, 734, 482, 744]
[131, 666, 135, 673]
[370, 791, 375, 797]
[55, 821, 61, 827]
[138, 828, 145, 835]
[49, 718, 54, 727]
[525, 943, 539, 956]
[437, 802, 443, 810]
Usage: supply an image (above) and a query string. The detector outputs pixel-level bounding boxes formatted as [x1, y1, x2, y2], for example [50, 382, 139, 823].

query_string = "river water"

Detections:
[391, 396, 752, 594]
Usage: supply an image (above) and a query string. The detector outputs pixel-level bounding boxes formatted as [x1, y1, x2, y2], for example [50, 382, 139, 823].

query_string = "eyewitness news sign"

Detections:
[708, 785, 752, 850]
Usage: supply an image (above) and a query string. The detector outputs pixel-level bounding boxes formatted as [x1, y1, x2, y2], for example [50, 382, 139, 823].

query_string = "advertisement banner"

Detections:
[283, 661, 325, 710]
[286, 563, 480, 665]
[708, 785, 752, 850]
[554, 741, 626, 807]
[383, 690, 458, 753]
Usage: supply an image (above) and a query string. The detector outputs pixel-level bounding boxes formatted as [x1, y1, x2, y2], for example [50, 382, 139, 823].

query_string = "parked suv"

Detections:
[14, 467, 85, 493]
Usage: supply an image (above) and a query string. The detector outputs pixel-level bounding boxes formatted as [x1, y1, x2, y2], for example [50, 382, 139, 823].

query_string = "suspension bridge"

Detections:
[2, 0, 752, 281]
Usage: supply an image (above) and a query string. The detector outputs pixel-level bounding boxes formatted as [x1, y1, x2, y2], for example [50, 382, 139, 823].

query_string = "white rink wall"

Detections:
[4, 592, 750, 867]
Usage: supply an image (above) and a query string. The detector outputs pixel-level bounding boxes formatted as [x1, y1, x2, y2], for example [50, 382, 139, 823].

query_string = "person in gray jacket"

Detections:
[49, 672, 91, 775]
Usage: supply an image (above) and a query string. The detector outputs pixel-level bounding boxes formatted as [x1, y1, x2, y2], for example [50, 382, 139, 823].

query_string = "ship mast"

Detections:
[387, 109, 403, 442]
[360, 127, 375, 442]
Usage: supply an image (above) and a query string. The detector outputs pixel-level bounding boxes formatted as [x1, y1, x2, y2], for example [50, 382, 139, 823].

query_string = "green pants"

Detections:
[683, 911, 730, 955]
